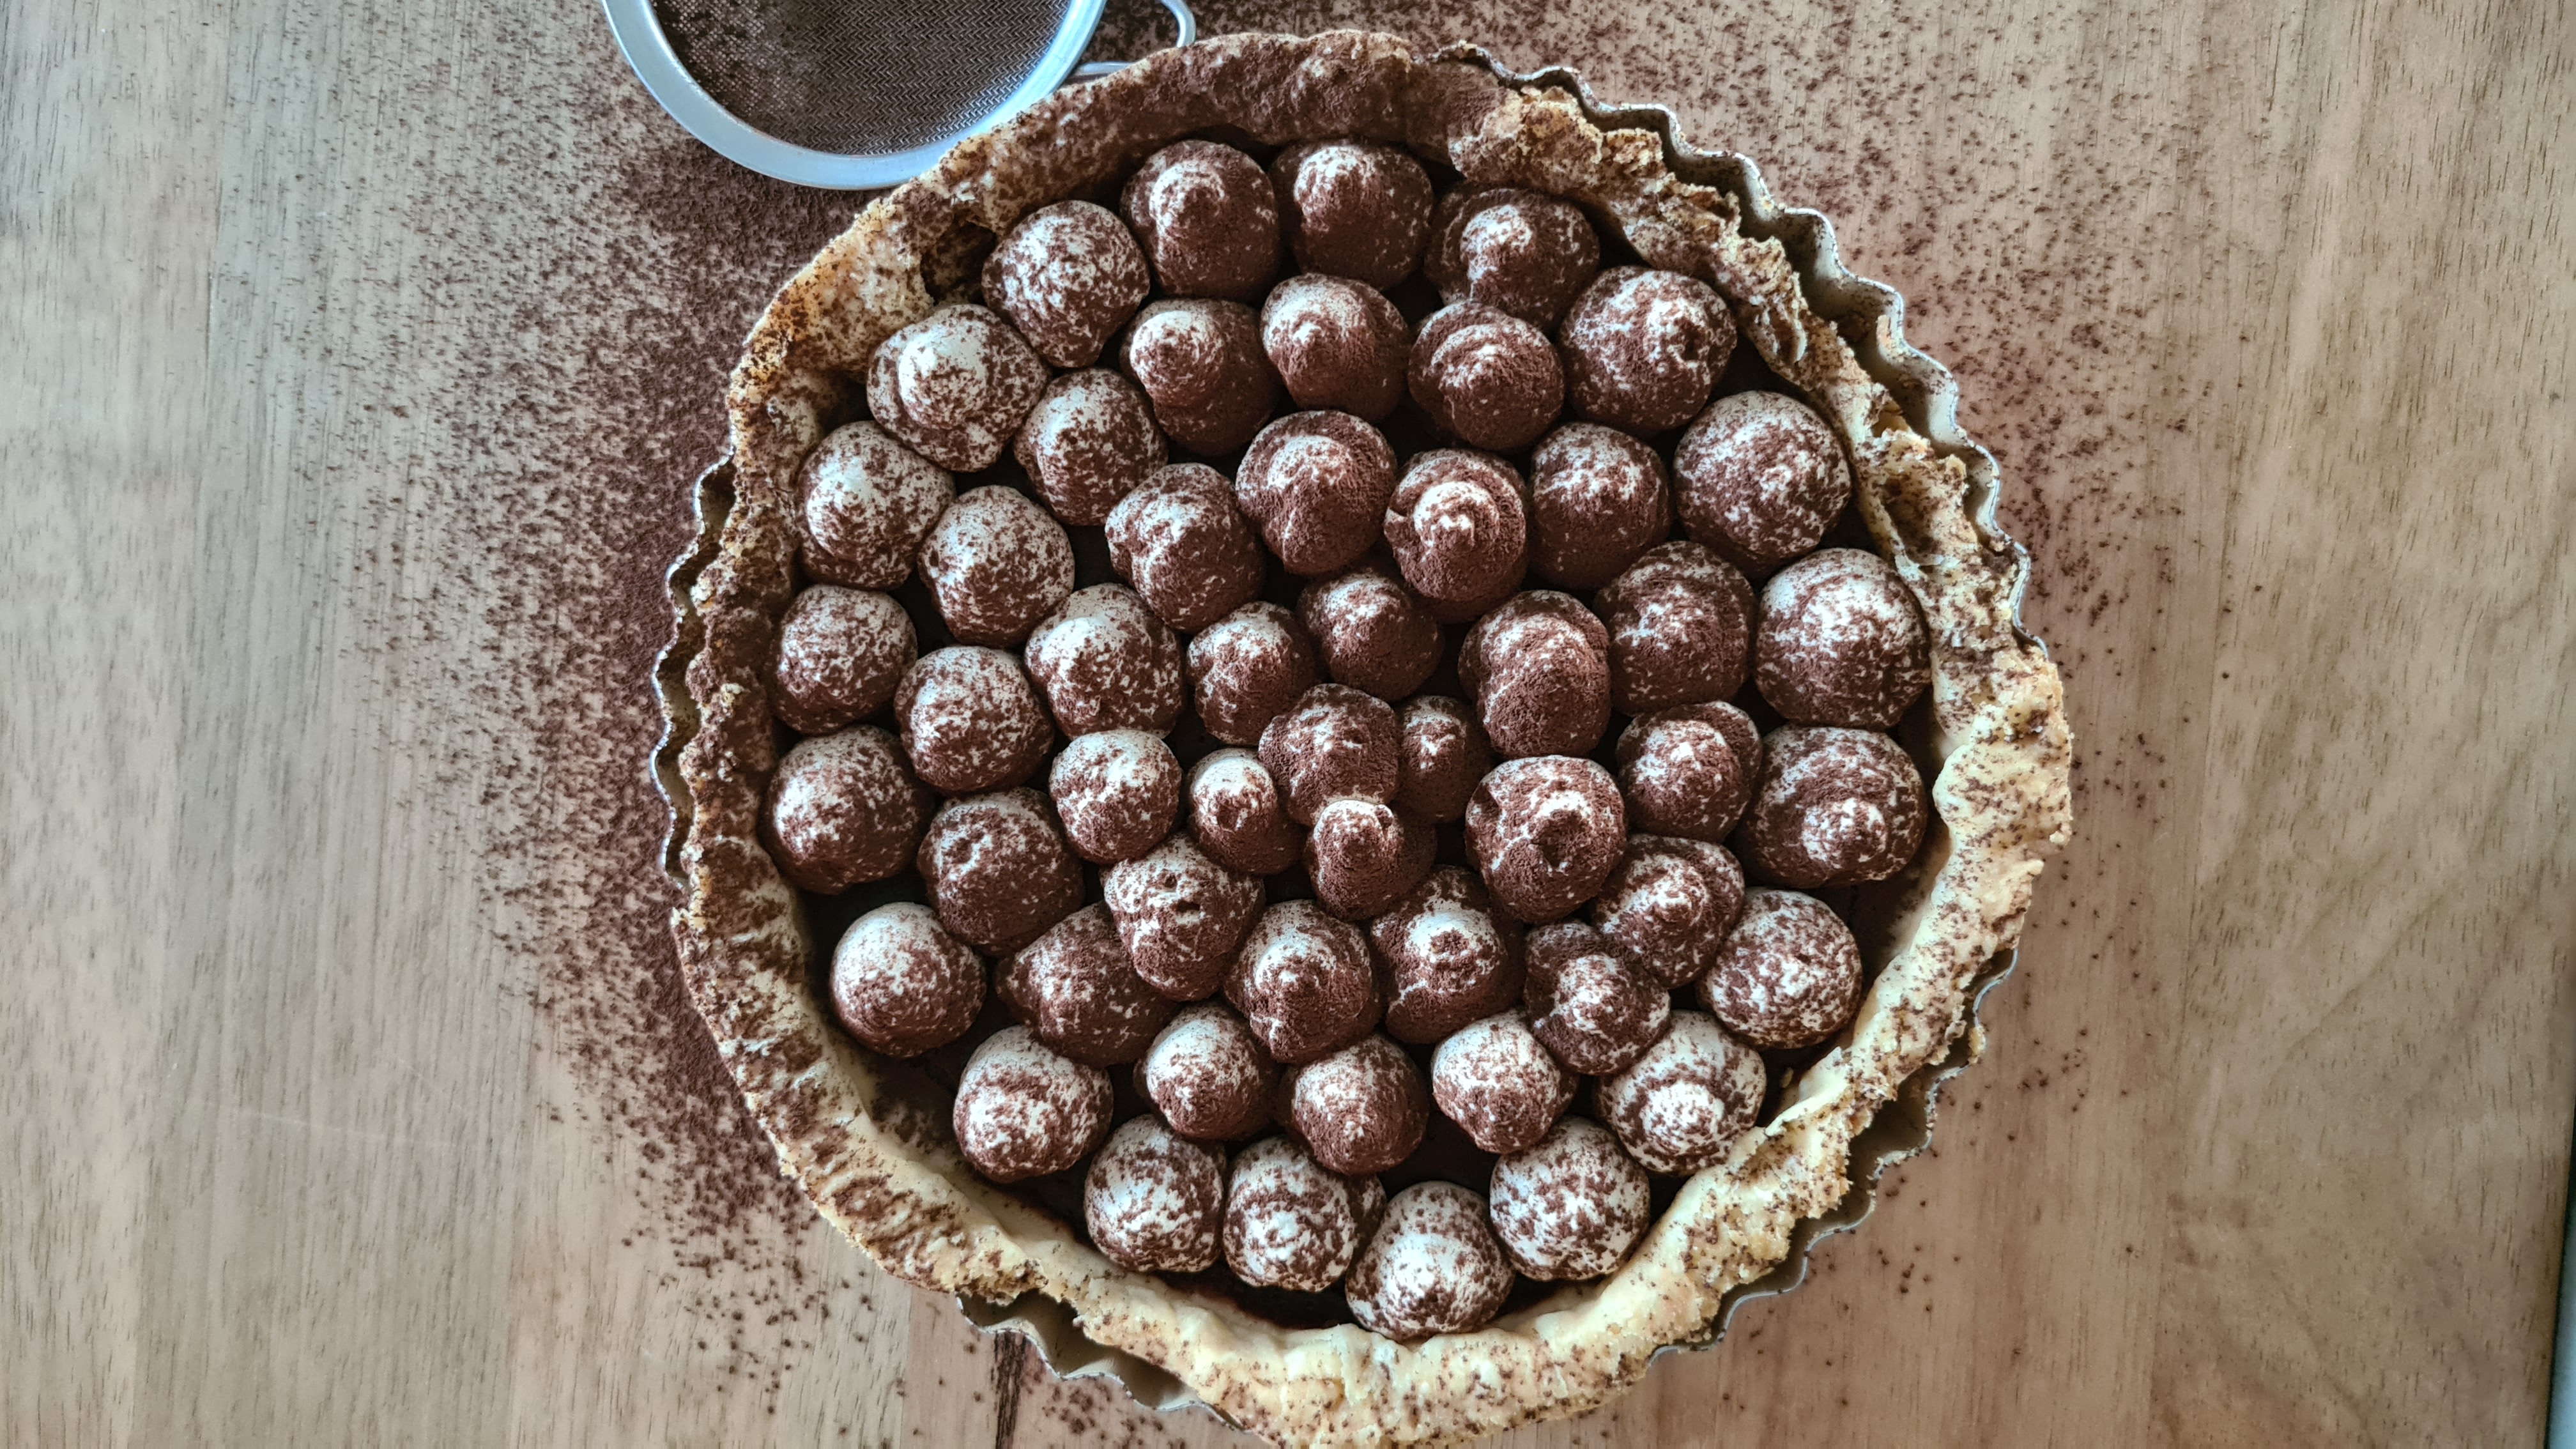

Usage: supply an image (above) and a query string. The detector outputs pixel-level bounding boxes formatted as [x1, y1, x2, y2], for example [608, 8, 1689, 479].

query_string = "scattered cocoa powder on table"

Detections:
[500, 91, 856, 1391]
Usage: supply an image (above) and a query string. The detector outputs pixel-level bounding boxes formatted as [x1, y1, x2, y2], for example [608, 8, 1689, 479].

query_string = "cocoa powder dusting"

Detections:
[535, 0, 2153, 1428]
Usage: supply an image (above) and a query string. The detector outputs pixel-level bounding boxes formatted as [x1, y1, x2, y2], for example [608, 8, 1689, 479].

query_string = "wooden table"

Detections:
[7, 0, 2570, 1442]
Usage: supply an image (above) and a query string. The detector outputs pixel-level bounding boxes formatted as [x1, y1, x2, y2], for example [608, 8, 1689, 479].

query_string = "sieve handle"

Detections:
[1068, 0, 1198, 81]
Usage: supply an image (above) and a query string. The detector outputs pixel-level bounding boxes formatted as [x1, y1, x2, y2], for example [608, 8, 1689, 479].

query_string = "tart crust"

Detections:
[663, 31, 2072, 1446]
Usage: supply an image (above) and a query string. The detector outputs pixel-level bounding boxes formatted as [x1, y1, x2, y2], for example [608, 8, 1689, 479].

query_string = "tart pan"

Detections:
[652, 31, 2072, 1445]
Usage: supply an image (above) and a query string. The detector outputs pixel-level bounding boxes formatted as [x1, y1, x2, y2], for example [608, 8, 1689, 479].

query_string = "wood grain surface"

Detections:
[4, 0, 2570, 1443]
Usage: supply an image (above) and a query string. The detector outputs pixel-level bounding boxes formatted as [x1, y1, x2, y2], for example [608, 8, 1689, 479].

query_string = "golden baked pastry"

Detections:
[658, 30, 2071, 1445]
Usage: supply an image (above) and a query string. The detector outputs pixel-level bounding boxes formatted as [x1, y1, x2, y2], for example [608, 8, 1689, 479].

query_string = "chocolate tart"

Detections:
[656, 31, 2071, 1445]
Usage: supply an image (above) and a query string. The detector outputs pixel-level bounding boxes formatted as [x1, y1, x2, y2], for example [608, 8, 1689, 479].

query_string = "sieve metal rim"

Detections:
[601, 0, 1195, 190]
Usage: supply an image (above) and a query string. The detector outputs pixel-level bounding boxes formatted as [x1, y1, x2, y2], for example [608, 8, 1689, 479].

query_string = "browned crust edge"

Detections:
[666, 31, 2074, 1446]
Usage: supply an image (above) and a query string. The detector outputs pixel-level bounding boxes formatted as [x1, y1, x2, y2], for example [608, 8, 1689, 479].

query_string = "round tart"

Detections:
[661, 31, 2070, 1446]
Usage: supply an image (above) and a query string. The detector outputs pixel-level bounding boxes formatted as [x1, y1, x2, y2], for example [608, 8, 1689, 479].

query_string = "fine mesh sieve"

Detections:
[602, 0, 1197, 189]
